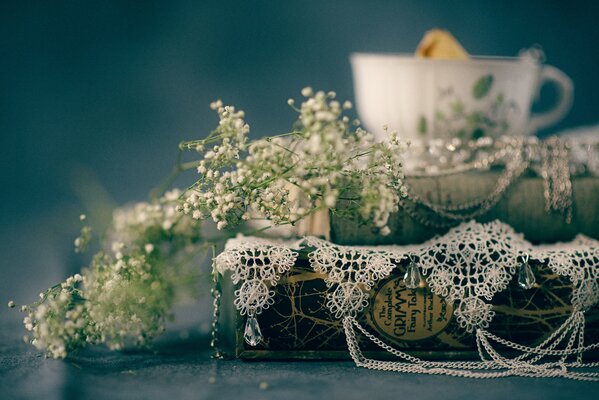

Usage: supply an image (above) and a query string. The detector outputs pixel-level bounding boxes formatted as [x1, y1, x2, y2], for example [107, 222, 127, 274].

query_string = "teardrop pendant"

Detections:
[404, 261, 422, 289]
[518, 261, 536, 290]
[244, 315, 263, 346]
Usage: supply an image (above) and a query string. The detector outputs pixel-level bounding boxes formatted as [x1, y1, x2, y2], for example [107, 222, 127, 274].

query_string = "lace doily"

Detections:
[216, 237, 301, 316]
[215, 220, 599, 380]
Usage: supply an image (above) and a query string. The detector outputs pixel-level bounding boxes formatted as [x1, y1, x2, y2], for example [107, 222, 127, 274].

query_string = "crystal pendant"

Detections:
[518, 262, 536, 290]
[404, 261, 422, 289]
[244, 315, 263, 346]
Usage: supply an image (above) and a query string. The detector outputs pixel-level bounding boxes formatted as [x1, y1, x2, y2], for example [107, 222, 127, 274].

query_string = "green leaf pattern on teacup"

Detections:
[421, 74, 519, 140]
[417, 115, 428, 135]
[472, 74, 494, 99]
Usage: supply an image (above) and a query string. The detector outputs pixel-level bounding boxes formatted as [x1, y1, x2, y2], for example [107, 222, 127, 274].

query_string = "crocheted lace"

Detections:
[215, 221, 599, 380]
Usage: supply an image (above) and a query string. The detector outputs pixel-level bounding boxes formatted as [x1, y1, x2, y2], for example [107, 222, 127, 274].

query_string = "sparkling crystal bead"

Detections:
[244, 316, 262, 346]
[518, 262, 536, 290]
[404, 261, 422, 289]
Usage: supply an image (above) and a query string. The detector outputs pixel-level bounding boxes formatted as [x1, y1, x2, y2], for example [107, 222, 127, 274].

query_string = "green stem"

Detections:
[269, 140, 299, 156]
[346, 149, 373, 162]
[267, 130, 304, 139]
[150, 150, 201, 200]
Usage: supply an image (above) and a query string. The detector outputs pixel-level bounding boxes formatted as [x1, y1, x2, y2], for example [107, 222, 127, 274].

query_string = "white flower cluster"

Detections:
[357, 125, 409, 232]
[192, 101, 248, 173]
[112, 189, 200, 248]
[180, 103, 251, 230]
[82, 250, 171, 351]
[74, 225, 92, 253]
[16, 190, 203, 359]
[180, 88, 408, 235]
[15, 87, 409, 358]
[21, 274, 92, 359]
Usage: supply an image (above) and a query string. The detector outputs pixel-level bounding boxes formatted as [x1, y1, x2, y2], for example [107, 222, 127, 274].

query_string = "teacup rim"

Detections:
[350, 52, 538, 67]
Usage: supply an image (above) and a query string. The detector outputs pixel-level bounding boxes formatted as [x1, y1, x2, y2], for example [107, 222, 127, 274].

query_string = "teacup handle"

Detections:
[528, 65, 573, 133]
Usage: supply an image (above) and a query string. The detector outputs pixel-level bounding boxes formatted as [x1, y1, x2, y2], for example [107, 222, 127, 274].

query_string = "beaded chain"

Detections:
[209, 271, 226, 359]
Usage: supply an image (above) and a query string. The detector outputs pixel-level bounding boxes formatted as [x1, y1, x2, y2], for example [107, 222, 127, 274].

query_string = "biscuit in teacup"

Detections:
[416, 29, 469, 60]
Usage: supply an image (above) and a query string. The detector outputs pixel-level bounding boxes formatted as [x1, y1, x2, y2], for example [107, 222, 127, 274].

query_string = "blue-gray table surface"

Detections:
[1, 314, 597, 400]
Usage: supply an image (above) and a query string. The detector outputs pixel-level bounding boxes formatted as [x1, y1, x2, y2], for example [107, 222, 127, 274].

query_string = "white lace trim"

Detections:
[215, 237, 299, 316]
[215, 220, 599, 379]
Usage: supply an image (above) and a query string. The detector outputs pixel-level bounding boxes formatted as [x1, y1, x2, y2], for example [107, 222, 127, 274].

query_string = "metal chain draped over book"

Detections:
[400, 136, 585, 229]
[214, 221, 599, 380]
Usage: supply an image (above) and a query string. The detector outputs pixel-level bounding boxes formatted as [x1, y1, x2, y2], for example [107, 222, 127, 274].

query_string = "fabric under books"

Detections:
[214, 221, 599, 380]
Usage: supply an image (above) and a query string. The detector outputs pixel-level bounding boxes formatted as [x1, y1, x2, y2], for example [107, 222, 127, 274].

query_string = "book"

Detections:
[223, 253, 599, 360]
[331, 172, 599, 245]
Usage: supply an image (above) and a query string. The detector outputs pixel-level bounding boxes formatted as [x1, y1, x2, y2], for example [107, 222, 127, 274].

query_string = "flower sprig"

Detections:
[179, 88, 408, 234]
[12, 190, 205, 359]
[12, 87, 409, 359]
[20, 274, 92, 359]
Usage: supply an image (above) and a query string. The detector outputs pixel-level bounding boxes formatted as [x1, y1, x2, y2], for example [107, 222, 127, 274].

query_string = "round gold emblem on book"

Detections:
[368, 276, 453, 342]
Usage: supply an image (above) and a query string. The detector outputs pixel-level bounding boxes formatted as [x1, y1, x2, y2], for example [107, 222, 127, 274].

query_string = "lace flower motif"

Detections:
[454, 297, 495, 332]
[415, 221, 530, 331]
[215, 242, 298, 316]
[307, 238, 396, 317]
[538, 235, 599, 312]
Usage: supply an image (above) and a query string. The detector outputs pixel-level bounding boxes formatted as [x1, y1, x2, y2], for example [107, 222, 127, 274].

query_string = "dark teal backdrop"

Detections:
[1, 0, 598, 302]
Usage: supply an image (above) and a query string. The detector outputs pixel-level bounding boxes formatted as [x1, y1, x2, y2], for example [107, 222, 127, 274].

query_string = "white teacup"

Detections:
[350, 53, 573, 142]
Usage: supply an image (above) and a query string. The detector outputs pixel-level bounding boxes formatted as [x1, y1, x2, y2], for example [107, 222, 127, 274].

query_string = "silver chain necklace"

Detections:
[402, 137, 572, 229]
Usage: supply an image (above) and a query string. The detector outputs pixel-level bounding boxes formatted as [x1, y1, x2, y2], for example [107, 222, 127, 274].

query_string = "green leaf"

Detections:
[472, 74, 494, 99]
[418, 115, 428, 135]
[467, 111, 484, 125]
[450, 100, 464, 115]
[471, 128, 485, 139]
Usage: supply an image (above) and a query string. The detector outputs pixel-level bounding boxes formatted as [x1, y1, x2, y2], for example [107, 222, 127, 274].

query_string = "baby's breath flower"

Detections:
[8, 300, 15, 308]
[179, 87, 407, 235]
[19, 87, 408, 359]
[301, 86, 313, 97]
[18, 190, 203, 359]
[20, 275, 93, 359]
[74, 225, 92, 253]
[210, 100, 223, 110]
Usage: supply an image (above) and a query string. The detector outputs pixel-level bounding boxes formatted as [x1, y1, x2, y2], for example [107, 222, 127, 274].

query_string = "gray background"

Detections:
[1, 1, 598, 399]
